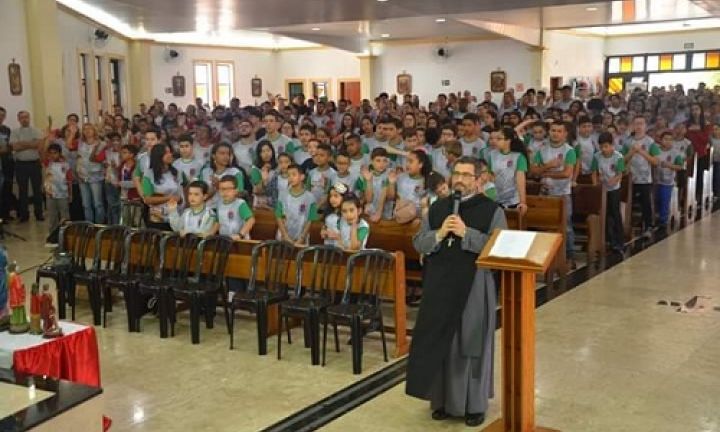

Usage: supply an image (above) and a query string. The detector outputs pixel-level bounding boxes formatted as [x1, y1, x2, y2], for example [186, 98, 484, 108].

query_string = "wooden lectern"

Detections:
[477, 229, 563, 432]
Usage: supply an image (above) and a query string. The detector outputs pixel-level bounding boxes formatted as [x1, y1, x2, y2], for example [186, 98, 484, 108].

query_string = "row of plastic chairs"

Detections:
[37, 221, 394, 374]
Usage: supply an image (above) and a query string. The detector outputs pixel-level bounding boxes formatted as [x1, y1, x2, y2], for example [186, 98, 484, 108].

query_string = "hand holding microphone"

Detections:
[446, 190, 464, 247]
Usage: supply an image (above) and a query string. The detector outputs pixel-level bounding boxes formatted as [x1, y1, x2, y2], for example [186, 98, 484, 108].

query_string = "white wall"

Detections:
[544, 31, 605, 88]
[57, 9, 129, 116]
[148, 46, 361, 107]
[0, 0, 33, 127]
[371, 39, 540, 104]
[149, 45, 276, 107]
[604, 29, 720, 55]
[273, 49, 361, 99]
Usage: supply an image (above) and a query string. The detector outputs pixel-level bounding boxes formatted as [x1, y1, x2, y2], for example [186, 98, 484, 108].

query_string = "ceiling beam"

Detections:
[457, 18, 542, 47]
[272, 32, 369, 53]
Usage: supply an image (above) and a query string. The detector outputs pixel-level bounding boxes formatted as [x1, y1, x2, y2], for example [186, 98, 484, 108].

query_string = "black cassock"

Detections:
[406, 193, 506, 416]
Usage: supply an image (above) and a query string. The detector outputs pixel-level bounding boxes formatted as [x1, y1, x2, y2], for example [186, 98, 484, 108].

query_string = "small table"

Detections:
[0, 322, 101, 388]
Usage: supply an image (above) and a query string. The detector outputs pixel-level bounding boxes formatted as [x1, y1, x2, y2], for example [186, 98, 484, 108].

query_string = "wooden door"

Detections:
[340, 81, 361, 106]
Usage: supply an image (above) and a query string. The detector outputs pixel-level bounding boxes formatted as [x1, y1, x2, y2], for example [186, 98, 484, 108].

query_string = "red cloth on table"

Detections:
[12, 326, 111, 430]
[12, 325, 101, 387]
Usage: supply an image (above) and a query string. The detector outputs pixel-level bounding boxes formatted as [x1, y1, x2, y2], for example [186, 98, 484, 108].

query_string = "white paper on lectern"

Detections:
[488, 231, 536, 259]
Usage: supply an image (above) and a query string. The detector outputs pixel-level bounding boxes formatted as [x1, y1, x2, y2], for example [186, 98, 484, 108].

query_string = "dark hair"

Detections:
[577, 116, 592, 126]
[277, 152, 292, 162]
[345, 133, 361, 145]
[453, 156, 483, 176]
[210, 142, 239, 172]
[335, 150, 350, 160]
[409, 149, 432, 189]
[440, 123, 457, 136]
[402, 128, 417, 140]
[145, 129, 161, 139]
[316, 143, 333, 156]
[47, 143, 62, 154]
[338, 113, 356, 134]
[150, 143, 177, 184]
[660, 130, 674, 139]
[687, 103, 706, 129]
[287, 163, 303, 174]
[598, 132, 614, 146]
[340, 194, 361, 211]
[425, 127, 440, 146]
[427, 171, 446, 192]
[106, 132, 121, 140]
[370, 147, 389, 159]
[218, 174, 238, 187]
[121, 144, 139, 155]
[299, 124, 316, 135]
[380, 117, 403, 129]
[263, 111, 282, 121]
[66, 113, 79, 122]
[255, 139, 278, 170]
[178, 134, 193, 144]
[188, 180, 209, 194]
[499, 127, 529, 161]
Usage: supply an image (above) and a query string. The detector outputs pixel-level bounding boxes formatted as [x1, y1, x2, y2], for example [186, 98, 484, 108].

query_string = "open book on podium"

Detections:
[477, 229, 562, 273]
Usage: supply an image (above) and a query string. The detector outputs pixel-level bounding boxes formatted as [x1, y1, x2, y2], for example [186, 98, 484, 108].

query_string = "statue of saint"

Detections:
[41, 283, 63, 338]
[29, 283, 42, 334]
[8, 262, 29, 334]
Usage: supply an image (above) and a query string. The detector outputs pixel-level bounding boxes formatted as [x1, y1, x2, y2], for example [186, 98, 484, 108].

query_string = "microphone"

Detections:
[447, 190, 462, 247]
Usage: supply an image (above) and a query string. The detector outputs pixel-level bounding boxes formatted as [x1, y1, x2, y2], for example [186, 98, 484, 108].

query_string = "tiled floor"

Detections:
[324, 214, 720, 432]
[4, 215, 720, 432]
[2, 219, 397, 432]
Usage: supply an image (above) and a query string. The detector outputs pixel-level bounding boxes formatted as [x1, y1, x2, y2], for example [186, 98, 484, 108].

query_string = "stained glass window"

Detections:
[659, 55, 673, 71]
[706, 52, 720, 68]
[620, 57, 633, 72]
[672, 54, 686, 70]
[632, 56, 645, 72]
[608, 57, 621, 73]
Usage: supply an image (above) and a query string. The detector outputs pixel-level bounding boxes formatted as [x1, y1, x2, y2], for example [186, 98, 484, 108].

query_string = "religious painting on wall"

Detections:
[397, 73, 412, 95]
[172, 75, 186, 97]
[251, 78, 263, 97]
[8, 61, 22, 96]
[490, 70, 506, 93]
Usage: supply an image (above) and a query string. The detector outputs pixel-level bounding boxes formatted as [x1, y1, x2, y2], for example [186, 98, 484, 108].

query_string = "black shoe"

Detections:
[465, 412, 486, 427]
[432, 409, 449, 421]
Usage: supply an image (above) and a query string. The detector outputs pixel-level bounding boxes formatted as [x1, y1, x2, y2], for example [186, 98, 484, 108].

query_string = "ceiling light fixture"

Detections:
[436, 18, 446, 23]
[377, 0, 389, 2]
[586, 7, 598, 11]
[381, 33, 390, 38]
[311, 27, 321, 31]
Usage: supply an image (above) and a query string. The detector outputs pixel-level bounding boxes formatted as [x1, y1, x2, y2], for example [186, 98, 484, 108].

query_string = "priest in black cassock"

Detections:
[406, 156, 507, 427]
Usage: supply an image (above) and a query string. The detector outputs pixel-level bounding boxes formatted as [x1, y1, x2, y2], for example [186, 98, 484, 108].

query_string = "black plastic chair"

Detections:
[36, 221, 93, 321]
[72, 225, 128, 326]
[229, 240, 295, 355]
[101, 228, 163, 331]
[277, 245, 344, 365]
[120, 199, 146, 228]
[137, 233, 200, 338]
[169, 235, 233, 344]
[323, 249, 393, 374]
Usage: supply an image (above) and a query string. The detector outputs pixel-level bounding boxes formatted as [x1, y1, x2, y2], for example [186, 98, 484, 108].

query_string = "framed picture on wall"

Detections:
[172, 75, 186, 97]
[490, 71, 506, 93]
[8, 61, 22, 96]
[251, 78, 263, 97]
[396, 73, 412, 95]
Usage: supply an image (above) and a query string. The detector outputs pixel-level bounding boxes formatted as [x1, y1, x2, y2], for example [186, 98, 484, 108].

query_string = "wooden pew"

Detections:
[572, 183, 606, 262]
[65, 227, 410, 358]
[525, 195, 567, 279]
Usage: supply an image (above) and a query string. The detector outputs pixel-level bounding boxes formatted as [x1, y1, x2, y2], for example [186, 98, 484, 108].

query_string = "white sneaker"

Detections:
[44, 243, 59, 248]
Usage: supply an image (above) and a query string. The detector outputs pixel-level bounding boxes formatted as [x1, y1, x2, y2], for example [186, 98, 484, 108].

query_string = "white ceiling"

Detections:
[60, 0, 718, 51]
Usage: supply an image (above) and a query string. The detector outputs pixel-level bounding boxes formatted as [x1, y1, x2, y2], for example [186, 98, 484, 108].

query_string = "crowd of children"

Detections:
[3, 82, 716, 256]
